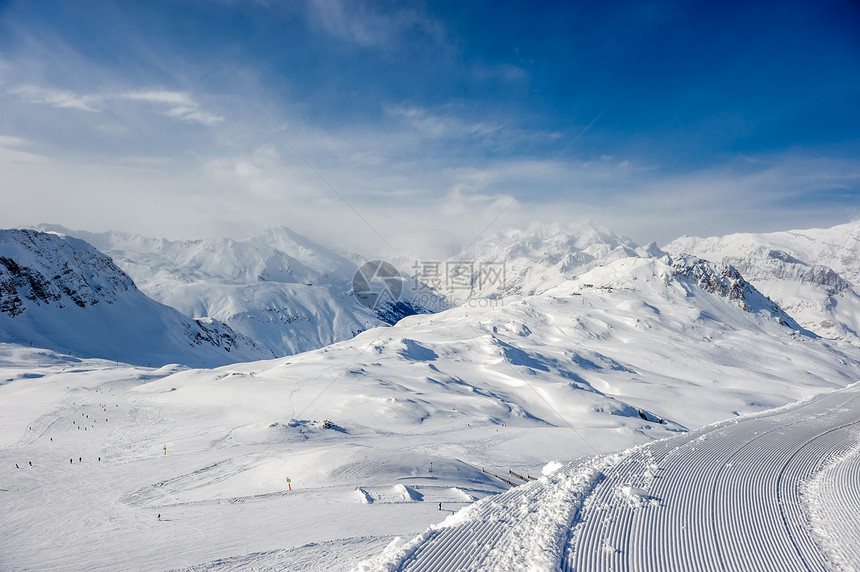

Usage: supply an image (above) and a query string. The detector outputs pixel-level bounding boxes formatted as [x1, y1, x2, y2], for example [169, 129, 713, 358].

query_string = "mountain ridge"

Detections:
[0, 229, 270, 366]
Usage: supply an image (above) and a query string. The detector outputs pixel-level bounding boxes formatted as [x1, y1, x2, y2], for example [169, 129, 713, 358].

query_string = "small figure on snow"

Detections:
[438, 503, 442, 511]
[28, 461, 32, 466]
[15, 463, 19, 469]
[157, 514, 161, 521]
[79, 457, 82, 462]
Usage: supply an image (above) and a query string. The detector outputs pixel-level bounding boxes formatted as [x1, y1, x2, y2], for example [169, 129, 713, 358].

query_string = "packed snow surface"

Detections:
[365, 383, 860, 571]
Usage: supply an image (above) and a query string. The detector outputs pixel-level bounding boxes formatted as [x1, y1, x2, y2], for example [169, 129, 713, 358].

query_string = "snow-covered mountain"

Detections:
[2, 221, 860, 570]
[445, 224, 642, 299]
[0, 229, 269, 366]
[35, 225, 428, 357]
[445, 224, 802, 329]
[666, 220, 860, 345]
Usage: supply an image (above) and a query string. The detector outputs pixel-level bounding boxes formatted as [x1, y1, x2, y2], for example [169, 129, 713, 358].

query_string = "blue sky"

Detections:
[1, 0, 858, 256]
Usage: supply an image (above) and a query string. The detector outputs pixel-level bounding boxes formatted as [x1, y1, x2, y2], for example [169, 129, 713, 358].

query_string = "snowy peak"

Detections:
[668, 220, 860, 285]
[1, 229, 135, 317]
[459, 223, 639, 297]
[1, 229, 270, 366]
[668, 254, 804, 331]
[443, 223, 804, 335]
[33, 224, 431, 357]
[468, 223, 636, 264]
[728, 249, 852, 295]
[252, 226, 358, 280]
[34, 224, 340, 286]
[665, 220, 860, 343]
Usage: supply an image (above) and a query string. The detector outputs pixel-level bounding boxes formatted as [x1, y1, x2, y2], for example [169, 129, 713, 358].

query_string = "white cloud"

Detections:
[0, 135, 31, 147]
[121, 90, 223, 125]
[2, 81, 857, 259]
[121, 90, 195, 106]
[0, 134, 45, 163]
[307, 0, 433, 49]
[10, 84, 102, 111]
[8, 83, 223, 125]
[385, 104, 502, 140]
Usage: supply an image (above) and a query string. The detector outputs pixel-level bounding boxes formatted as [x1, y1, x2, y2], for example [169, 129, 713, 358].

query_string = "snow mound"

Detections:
[393, 484, 423, 502]
[354, 488, 374, 504]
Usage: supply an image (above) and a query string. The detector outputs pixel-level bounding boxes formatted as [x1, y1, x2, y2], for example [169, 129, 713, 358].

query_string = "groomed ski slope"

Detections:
[363, 382, 860, 571]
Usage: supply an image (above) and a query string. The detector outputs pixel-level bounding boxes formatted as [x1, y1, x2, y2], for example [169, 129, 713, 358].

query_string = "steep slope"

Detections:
[0, 229, 269, 366]
[666, 220, 860, 344]
[36, 225, 428, 357]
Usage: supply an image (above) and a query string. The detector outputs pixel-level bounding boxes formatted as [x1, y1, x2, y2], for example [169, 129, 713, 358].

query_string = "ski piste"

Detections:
[361, 382, 860, 571]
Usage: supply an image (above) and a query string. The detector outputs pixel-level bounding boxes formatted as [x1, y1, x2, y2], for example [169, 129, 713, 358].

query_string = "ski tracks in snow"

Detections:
[356, 454, 623, 571]
[803, 435, 860, 571]
[364, 383, 860, 571]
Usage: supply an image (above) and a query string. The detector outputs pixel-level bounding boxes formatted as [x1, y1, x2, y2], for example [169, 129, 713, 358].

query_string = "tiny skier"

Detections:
[79, 457, 82, 462]
[15, 463, 19, 469]
[438, 502, 442, 511]
[157, 514, 161, 521]
[28, 461, 32, 466]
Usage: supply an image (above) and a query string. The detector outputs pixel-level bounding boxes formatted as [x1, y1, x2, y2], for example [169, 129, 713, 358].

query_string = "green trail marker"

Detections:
[286, 477, 292, 491]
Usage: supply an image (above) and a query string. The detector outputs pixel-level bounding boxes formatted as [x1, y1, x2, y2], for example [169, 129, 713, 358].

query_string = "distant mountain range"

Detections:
[3, 220, 858, 367]
[34, 224, 428, 358]
[448, 221, 859, 345]
[667, 221, 860, 345]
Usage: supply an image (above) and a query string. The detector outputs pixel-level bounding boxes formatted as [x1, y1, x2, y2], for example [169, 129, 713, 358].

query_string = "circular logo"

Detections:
[353, 260, 404, 310]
